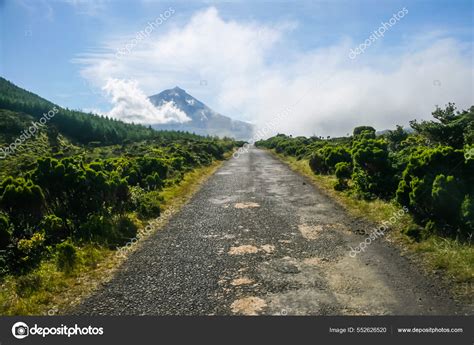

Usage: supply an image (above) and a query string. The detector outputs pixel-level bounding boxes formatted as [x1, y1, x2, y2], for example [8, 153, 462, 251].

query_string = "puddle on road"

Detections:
[231, 297, 267, 315]
[234, 202, 260, 209]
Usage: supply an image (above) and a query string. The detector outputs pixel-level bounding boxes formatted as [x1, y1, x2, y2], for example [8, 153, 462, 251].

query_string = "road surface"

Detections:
[74, 147, 466, 315]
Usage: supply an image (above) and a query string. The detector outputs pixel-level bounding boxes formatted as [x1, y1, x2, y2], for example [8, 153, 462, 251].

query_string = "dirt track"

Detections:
[74, 147, 468, 315]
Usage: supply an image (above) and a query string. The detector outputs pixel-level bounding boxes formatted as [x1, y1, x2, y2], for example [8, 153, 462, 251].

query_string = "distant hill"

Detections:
[149, 87, 254, 140]
[0, 77, 205, 146]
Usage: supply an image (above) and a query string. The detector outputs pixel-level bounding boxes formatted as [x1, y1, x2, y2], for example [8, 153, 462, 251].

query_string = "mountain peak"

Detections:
[171, 86, 185, 92]
[148, 86, 189, 100]
[162, 86, 188, 98]
[148, 87, 253, 139]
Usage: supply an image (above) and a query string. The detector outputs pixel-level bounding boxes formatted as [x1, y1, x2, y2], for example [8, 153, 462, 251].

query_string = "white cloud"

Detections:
[102, 78, 191, 124]
[75, 6, 473, 137]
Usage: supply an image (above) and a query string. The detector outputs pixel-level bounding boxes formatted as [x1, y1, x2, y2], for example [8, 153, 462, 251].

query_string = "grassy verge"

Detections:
[269, 150, 473, 301]
[0, 157, 229, 315]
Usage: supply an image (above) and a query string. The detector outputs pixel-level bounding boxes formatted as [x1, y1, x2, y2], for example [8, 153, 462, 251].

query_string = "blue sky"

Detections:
[1, 0, 473, 136]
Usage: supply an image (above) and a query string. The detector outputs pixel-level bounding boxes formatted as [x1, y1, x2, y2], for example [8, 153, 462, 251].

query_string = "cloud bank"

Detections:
[76, 7, 473, 137]
[103, 78, 190, 124]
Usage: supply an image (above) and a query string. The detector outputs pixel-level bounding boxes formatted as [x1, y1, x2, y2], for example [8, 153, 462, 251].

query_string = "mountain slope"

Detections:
[149, 87, 253, 139]
[0, 77, 208, 146]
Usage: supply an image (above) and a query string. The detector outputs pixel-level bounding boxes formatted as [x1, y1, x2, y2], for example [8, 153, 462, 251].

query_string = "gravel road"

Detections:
[74, 147, 469, 315]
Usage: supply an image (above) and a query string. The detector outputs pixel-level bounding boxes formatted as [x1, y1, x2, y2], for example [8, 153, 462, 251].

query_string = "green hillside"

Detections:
[0, 77, 209, 146]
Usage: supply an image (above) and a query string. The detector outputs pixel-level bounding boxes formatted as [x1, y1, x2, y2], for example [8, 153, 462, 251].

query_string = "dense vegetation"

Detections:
[257, 104, 474, 241]
[0, 78, 243, 279]
[0, 138, 238, 276]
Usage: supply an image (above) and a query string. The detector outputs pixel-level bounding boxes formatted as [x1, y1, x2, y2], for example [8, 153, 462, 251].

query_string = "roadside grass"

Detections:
[0, 157, 228, 315]
[270, 151, 473, 300]
[0, 245, 116, 315]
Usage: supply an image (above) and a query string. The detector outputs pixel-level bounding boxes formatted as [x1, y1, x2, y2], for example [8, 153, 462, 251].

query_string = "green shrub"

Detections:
[40, 215, 68, 244]
[351, 138, 395, 199]
[424, 220, 437, 236]
[309, 150, 327, 174]
[385, 125, 408, 151]
[396, 146, 471, 238]
[0, 177, 45, 233]
[324, 146, 351, 172]
[357, 130, 376, 140]
[144, 173, 162, 191]
[116, 215, 138, 239]
[0, 214, 11, 250]
[137, 191, 162, 219]
[402, 224, 425, 242]
[14, 232, 45, 273]
[460, 194, 474, 234]
[15, 272, 42, 297]
[78, 213, 138, 247]
[334, 162, 352, 191]
[431, 174, 464, 228]
[55, 240, 77, 274]
[78, 214, 113, 242]
[335, 162, 352, 179]
[309, 146, 351, 175]
[353, 126, 376, 137]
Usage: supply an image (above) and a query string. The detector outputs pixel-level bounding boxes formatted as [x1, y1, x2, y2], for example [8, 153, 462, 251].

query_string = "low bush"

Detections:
[137, 191, 162, 219]
[334, 162, 352, 191]
[0, 214, 11, 250]
[402, 224, 425, 242]
[55, 240, 77, 274]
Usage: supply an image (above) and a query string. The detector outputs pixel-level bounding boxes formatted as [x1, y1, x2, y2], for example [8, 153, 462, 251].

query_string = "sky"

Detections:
[1, 0, 473, 137]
